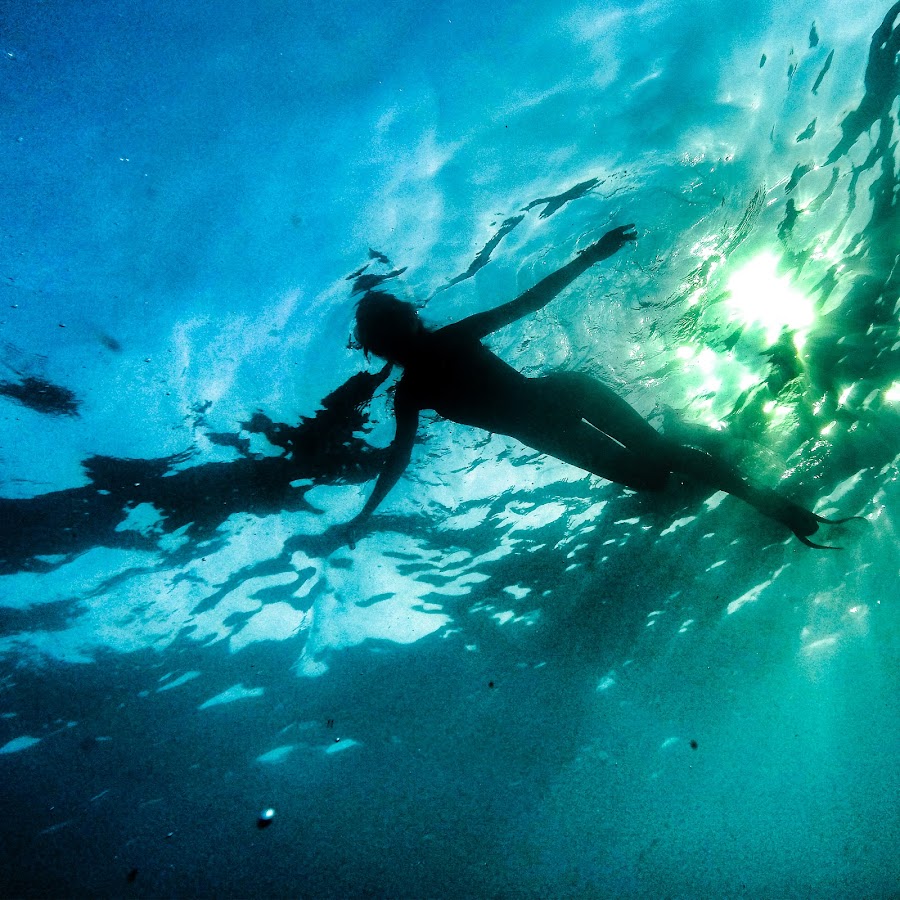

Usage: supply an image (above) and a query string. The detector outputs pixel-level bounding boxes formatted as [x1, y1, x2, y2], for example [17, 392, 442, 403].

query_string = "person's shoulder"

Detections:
[394, 371, 418, 401]
[432, 320, 481, 347]
[394, 375, 421, 418]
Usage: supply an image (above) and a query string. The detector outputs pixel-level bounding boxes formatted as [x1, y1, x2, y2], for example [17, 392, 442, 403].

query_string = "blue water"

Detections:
[2, 0, 899, 895]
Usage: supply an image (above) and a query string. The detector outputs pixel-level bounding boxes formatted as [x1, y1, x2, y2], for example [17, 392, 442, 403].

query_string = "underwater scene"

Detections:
[2, 0, 899, 895]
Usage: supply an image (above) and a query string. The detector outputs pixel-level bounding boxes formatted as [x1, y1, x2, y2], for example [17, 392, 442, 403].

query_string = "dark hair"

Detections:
[354, 290, 420, 360]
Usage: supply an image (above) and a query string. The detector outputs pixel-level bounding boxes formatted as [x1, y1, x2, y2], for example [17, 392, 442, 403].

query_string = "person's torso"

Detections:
[398, 328, 530, 432]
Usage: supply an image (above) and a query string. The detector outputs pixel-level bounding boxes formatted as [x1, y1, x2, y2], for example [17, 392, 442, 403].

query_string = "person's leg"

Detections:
[536, 373, 827, 539]
[537, 372, 740, 484]
[503, 378, 663, 489]
[513, 414, 670, 492]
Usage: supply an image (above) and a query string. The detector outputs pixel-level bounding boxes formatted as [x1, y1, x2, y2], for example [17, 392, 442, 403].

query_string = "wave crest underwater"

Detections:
[2, 0, 899, 895]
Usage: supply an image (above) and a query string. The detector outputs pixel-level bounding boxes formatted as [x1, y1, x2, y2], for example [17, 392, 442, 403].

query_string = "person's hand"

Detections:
[580, 224, 637, 263]
[330, 518, 367, 550]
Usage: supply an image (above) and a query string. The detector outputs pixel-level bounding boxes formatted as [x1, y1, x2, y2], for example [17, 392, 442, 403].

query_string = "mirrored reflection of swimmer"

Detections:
[340, 226, 856, 549]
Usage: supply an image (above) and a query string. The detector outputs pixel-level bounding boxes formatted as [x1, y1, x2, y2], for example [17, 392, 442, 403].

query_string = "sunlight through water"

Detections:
[1, 0, 899, 896]
[726, 251, 816, 346]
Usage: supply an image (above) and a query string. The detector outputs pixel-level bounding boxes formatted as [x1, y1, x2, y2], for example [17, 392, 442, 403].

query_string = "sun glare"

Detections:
[726, 252, 815, 346]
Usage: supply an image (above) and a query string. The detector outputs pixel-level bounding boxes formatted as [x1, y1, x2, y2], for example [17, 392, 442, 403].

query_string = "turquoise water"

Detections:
[2, 0, 899, 895]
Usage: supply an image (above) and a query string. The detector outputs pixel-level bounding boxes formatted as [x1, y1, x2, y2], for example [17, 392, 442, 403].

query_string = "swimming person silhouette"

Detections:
[340, 225, 856, 549]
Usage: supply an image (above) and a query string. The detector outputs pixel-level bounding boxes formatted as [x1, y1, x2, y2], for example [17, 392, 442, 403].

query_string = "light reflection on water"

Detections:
[1, 0, 899, 895]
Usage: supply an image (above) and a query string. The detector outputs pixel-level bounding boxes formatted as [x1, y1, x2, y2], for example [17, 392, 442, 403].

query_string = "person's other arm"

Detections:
[443, 224, 636, 341]
[340, 385, 419, 543]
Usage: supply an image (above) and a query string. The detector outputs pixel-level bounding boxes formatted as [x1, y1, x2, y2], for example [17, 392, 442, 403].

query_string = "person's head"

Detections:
[354, 290, 423, 363]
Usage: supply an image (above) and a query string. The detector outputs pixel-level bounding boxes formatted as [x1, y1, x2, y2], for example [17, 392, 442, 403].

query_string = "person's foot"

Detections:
[755, 490, 864, 549]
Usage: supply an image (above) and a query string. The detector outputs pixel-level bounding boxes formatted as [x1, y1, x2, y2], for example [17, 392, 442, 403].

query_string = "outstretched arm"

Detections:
[338, 389, 419, 545]
[443, 224, 636, 341]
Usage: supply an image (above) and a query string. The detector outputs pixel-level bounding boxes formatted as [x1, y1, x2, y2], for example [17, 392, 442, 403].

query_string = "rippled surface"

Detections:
[2, 1, 899, 895]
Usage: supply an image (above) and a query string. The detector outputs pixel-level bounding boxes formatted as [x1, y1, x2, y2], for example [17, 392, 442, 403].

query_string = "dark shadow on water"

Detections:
[0, 367, 393, 578]
[0, 374, 79, 416]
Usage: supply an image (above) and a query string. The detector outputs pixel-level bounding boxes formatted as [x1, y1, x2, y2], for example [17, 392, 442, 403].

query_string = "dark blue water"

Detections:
[2, 0, 899, 895]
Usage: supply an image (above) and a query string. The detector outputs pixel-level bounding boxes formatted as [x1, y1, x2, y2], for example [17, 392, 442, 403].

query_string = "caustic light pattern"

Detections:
[1, 1, 899, 897]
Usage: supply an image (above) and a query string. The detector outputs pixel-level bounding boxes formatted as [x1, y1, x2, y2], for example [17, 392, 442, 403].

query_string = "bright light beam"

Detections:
[726, 252, 815, 346]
